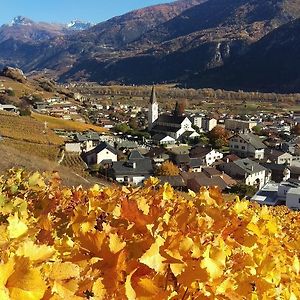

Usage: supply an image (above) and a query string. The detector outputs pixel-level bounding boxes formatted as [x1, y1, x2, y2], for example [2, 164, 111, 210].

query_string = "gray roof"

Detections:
[75, 132, 100, 142]
[110, 158, 153, 176]
[264, 149, 292, 160]
[190, 146, 212, 158]
[157, 114, 187, 125]
[234, 133, 267, 149]
[128, 150, 144, 160]
[189, 158, 203, 168]
[85, 142, 118, 156]
[158, 176, 186, 187]
[151, 125, 180, 133]
[234, 158, 268, 174]
[152, 133, 169, 141]
[175, 154, 190, 164]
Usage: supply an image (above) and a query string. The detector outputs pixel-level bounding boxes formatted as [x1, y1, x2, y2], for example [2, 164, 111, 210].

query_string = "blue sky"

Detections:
[0, 0, 174, 25]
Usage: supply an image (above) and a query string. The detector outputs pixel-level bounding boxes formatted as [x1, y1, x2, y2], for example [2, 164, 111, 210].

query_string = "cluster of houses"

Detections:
[33, 97, 85, 122]
[60, 87, 300, 210]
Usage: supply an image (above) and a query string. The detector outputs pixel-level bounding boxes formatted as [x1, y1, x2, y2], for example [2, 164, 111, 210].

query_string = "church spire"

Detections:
[148, 85, 159, 131]
[150, 86, 157, 104]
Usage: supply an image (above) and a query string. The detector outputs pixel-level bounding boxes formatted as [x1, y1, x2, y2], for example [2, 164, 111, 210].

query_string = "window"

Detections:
[234, 145, 239, 149]
[242, 146, 245, 150]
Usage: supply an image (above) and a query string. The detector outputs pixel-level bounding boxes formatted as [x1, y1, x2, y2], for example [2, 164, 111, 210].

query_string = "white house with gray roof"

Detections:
[229, 133, 267, 160]
[218, 158, 270, 189]
[82, 142, 118, 166]
[108, 151, 153, 185]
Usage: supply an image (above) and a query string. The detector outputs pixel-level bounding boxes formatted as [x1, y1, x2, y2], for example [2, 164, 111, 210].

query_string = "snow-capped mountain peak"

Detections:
[9, 16, 34, 27]
[67, 20, 93, 31]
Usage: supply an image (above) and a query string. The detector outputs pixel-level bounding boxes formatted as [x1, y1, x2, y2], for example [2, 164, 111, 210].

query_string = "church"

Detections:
[148, 87, 198, 143]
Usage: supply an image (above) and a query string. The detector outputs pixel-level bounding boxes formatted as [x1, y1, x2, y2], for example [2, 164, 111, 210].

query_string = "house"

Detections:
[225, 119, 257, 132]
[251, 180, 300, 209]
[173, 154, 190, 169]
[108, 153, 153, 185]
[229, 132, 267, 160]
[189, 158, 203, 172]
[152, 133, 176, 145]
[145, 148, 170, 166]
[0, 104, 18, 113]
[202, 117, 217, 132]
[65, 142, 81, 154]
[190, 146, 223, 166]
[282, 136, 300, 155]
[263, 149, 293, 165]
[261, 163, 290, 183]
[75, 132, 101, 152]
[148, 86, 196, 140]
[158, 176, 187, 191]
[82, 142, 118, 166]
[183, 168, 236, 192]
[218, 158, 270, 189]
[33, 102, 49, 110]
[180, 131, 201, 143]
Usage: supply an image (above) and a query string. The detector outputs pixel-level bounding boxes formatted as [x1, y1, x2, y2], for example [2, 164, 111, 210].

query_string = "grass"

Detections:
[0, 76, 55, 100]
[0, 142, 99, 187]
[2, 139, 60, 161]
[0, 111, 63, 145]
[32, 113, 107, 133]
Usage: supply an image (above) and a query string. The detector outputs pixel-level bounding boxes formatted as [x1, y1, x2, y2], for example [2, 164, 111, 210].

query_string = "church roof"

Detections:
[149, 86, 157, 104]
[151, 125, 180, 133]
[157, 114, 187, 124]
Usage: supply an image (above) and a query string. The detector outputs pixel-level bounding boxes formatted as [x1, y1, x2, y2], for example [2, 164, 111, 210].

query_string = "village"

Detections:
[1, 85, 300, 210]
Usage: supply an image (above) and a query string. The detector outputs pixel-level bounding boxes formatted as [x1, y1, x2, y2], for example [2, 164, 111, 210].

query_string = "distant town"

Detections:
[2, 81, 299, 211]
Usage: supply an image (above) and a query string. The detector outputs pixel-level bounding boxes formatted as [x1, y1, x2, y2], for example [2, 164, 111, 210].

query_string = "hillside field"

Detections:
[32, 112, 107, 133]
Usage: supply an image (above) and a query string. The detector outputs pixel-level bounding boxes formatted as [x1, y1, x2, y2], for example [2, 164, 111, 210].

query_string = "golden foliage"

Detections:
[0, 170, 299, 299]
[156, 161, 180, 176]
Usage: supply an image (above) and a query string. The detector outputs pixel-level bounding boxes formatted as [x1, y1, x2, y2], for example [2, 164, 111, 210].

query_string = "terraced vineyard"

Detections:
[32, 112, 107, 133]
[0, 111, 63, 145]
[61, 153, 88, 176]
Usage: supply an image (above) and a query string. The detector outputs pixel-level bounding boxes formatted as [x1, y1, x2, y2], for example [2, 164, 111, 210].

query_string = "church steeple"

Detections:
[148, 86, 159, 131]
[150, 86, 157, 104]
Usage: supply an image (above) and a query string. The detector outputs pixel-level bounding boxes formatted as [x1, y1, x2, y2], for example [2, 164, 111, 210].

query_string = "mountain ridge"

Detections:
[2, 0, 300, 92]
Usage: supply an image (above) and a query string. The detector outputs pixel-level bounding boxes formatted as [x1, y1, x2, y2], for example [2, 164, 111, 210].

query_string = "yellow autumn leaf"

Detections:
[163, 183, 173, 201]
[266, 218, 278, 235]
[125, 269, 137, 300]
[28, 172, 45, 188]
[52, 279, 79, 298]
[92, 278, 106, 299]
[233, 201, 249, 215]
[7, 213, 28, 239]
[139, 235, 166, 274]
[7, 258, 46, 300]
[201, 244, 226, 280]
[247, 222, 261, 237]
[109, 233, 126, 254]
[137, 197, 150, 215]
[216, 277, 236, 295]
[0, 258, 15, 286]
[138, 277, 160, 295]
[293, 256, 300, 275]
[16, 240, 55, 262]
[50, 262, 80, 281]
